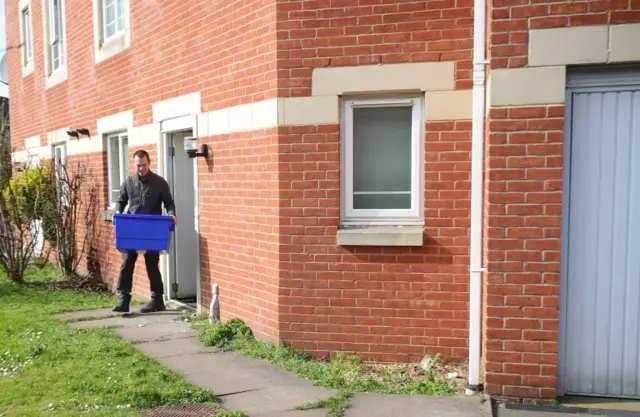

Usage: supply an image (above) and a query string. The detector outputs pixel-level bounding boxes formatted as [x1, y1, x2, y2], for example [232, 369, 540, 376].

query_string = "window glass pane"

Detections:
[106, 2, 116, 28]
[117, 0, 125, 31]
[23, 9, 32, 61]
[111, 190, 120, 204]
[52, 46, 60, 69]
[120, 136, 128, 179]
[352, 106, 412, 210]
[109, 137, 120, 204]
[54, 0, 62, 40]
[105, 22, 116, 38]
[58, 42, 65, 67]
[354, 194, 411, 210]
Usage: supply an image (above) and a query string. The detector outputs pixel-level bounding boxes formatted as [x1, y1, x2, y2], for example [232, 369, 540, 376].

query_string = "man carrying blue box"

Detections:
[112, 150, 177, 314]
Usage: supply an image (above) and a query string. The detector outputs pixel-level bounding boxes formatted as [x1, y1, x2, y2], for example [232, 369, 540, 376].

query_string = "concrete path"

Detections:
[55, 307, 491, 417]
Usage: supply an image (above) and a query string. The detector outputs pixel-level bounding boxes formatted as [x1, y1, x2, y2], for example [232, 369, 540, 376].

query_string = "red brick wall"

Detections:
[486, 0, 640, 399]
[6, 0, 277, 151]
[483, 106, 564, 399]
[276, 0, 474, 95]
[277, 121, 472, 362]
[490, 0, 640, 69]
[198, 129, 281, 342]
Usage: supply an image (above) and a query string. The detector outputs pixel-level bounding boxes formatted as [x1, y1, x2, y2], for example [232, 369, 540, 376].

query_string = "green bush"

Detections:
[195, 318, 254, 349]
[3, 162, 57, 246]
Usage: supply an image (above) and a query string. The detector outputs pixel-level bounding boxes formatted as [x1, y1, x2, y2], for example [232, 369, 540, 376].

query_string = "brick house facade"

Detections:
[6, 0, 640, 401]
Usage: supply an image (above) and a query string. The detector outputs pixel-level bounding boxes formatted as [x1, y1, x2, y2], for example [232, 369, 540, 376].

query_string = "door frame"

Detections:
[559, 66, 640, 396]
[159, 114, 201, 312]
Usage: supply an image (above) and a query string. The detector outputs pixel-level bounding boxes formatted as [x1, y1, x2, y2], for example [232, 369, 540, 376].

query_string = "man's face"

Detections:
[135, 156, 150, 177]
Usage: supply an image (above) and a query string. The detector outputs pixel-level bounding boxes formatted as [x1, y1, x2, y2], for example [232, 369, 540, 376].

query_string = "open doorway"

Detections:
[163, 129, 199, 307]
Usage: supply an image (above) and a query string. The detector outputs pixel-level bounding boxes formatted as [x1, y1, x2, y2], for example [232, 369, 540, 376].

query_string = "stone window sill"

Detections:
[336, 226, 424, 247]
[101, 209, 116, 222]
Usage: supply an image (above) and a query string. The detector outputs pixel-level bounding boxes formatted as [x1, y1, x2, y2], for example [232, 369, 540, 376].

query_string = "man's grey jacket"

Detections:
[117, 171, 176, 216]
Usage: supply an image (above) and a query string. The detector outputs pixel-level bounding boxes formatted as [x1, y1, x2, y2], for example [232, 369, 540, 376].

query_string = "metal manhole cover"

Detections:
[142, 403, 219, 417]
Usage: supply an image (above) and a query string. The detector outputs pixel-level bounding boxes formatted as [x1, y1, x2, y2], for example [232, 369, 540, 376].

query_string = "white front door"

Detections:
[165, 130, 198, 300]
[560, 68, 640, 398]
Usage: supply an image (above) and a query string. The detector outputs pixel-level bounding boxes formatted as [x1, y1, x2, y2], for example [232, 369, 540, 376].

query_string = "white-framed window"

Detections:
[52, 142, 68, 207]
[341, 96, 424, 225]
[47, 0, 64, 72]
[27, 152, 40, 168]
[92, 0, 130, 63]
[21, 6, 33, 65]
[19, 0, 34, 76]
[106, 132, 128, 208]
[102, 0, 125, 41]
[42, 0, 66, 87]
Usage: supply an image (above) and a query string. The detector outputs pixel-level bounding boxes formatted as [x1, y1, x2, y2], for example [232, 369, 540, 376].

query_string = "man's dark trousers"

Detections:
[116, 250, 164, 298]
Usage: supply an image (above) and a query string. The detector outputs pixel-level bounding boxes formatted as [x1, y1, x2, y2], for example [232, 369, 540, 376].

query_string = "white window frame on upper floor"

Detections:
[340, 96, 425, 226]
[18, 0, 34, 77]
[92, 0, 131, 64]
[42, 0, 67, 88]
[106, 131, 129, 209]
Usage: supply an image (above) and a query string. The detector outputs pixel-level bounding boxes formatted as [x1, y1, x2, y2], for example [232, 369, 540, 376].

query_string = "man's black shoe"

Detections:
[139, 298, 166, 313]
[112, 293, 131, 313]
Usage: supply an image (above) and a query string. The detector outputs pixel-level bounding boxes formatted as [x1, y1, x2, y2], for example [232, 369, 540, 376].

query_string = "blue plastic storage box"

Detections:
[113, 213, 175, 252]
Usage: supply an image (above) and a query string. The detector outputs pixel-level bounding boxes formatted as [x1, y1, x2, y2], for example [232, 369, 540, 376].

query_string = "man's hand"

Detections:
[171, 215, 177, 225]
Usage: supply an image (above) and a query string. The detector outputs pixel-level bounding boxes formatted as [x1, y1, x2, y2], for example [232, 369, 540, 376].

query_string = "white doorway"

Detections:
[163, 129, 199, 304]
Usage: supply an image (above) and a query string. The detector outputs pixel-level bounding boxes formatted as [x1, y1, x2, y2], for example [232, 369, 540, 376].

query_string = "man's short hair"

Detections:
[133, 150, 150, 161]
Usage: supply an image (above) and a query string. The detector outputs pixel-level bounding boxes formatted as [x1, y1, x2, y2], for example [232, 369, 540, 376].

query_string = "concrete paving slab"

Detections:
[57, 309, 493, 417]
[264, 410, 326, 417]
[497, 411, 571, 417]
[213, 384, 333, 417]
[116, 321, 196, 343]
[134, 337, 216, 358]
[156, 351, 334, 416]
[68, 311, 187, 329]
[54, 308, 120, 320]
[345, 393, 489, 417]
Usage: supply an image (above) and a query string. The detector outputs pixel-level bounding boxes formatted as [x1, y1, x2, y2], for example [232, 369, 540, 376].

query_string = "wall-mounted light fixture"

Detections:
[76, 128, 90, 137]
[67, 129, 79, 138]
[184, 136, 209, 159]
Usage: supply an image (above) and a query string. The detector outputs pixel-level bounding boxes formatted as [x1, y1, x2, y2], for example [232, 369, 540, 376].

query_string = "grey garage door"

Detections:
[560, 68, 640, 398]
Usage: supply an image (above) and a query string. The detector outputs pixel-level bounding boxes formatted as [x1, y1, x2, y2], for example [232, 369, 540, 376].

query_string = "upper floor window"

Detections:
[22, 7, 32, 64]
[43, 0, 67, 87]
[93, 0, 130, 63]
[48, 0, 64, 72]
[103, 0, 125, 40]
[19, 0, 34, 76]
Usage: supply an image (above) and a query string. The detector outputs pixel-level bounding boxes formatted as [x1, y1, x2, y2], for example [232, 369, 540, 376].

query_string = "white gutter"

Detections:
[467, 0, 488, 396]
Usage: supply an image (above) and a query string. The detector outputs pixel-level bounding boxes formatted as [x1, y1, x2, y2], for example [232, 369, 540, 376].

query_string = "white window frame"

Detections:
[102, 0, 125, 41]
[42, 0, 67, 88]
[341, 96, 425, 226]
[106, 132, 128, 208]
[18, 0, 34, 76]
[92, 0, 131, 63]
[52, 142, 68, 207]
[22, 7, 32, 64]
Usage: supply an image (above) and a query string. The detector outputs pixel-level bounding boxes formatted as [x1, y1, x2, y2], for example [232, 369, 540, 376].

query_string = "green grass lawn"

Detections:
[0, 268, 218, 417]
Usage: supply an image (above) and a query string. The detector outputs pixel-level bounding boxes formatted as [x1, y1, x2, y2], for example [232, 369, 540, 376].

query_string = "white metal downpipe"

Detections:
[467, 0, 488, 396]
